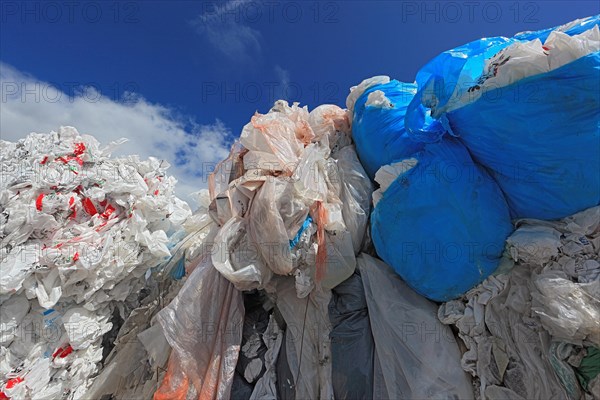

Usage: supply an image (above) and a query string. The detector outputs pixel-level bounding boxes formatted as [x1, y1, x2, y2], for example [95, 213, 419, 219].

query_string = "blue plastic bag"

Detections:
[405, 15, 600, 220]
[448, 52, 600, 220]
[351, 80, 425, 178]
[371, 138, 513, 302]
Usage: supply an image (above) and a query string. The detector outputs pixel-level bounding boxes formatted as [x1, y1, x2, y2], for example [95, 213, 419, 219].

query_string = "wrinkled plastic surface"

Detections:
[248, 177, 308, 276]
[447, 51, 600, 219]
[439, 205, 600, 399]
[351, 79, 424, 178]
[0, 127, 192, 399]
[240, 112, 304, 173]
[212, 217, 272, 291]
[405, 16, 600, 219]
[274, 278, 334, 400]
[371, 138, 513, 301]
[334, 146, 374, 254]
[532, 272, 600, 346]
[156, 257, 244, 400]
[358, 254, 474, 399]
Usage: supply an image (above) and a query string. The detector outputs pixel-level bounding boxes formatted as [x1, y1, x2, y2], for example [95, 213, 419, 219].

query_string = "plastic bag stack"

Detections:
[0, 127, 191, 399]
[150, 100, 375, 400]
[354, 15, 600, 302]
[438, 206, 600, 400]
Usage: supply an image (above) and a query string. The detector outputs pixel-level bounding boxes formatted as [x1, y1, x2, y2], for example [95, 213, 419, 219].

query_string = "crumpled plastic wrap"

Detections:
[161, 99, 372, 400]
[0, 126, 191, 399]
[438, 206, 600, 400]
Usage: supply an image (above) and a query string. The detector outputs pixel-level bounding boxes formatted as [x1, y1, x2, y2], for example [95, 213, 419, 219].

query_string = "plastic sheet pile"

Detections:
[0, 127, 192, 399]
[438, 206, 600, 400]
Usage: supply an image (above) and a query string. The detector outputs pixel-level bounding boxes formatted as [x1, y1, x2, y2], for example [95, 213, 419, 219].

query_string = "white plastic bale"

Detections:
[0, 126, 192, 399]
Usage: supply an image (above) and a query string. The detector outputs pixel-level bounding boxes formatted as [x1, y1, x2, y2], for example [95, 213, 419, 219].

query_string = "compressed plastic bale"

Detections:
[405, 16, 600, 220]
[371, 138, 513, 301]
[0, 127, 192, 399]
[350, 79, 425, 178]
[155, 256, 244, 400]
[446, 50, 600, 220]
[357, 254, 474, 400]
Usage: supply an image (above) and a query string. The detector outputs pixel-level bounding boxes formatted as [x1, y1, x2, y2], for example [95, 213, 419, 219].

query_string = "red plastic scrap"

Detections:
[36, 194, 45, 211]
[73, 253, 79, 262]
[52, 345, 73, 359]
[100, 204, 116, 219]
[73, 142, 86, 156]
[82, 198, 97, 216]
[0, 391, 8, 399]
[40, 156, 49, 165]
[59, 345, 73, 358]
[52, 347, 62, 358]
[5, 377, 23, 389]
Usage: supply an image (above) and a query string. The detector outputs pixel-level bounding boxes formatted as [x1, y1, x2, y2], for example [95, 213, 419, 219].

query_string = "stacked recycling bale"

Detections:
[0, 127, 191, 399]
[352, 15, 600, 302]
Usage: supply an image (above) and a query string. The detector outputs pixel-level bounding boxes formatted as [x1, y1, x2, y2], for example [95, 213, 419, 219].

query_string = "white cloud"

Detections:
[0, 62, 232, 205]
[274, 65, 290, 100]
[190, 0, 262, 64]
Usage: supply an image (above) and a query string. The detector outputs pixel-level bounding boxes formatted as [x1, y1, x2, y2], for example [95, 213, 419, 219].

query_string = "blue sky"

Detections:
[1, 0, 599, 202]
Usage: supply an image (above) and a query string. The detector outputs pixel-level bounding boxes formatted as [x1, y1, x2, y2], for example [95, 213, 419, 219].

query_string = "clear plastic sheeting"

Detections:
[439, 206, 600, 400]
[334, 145, 373, 254]
[156, 256, 244, 400]
[358, 254, 475, 400]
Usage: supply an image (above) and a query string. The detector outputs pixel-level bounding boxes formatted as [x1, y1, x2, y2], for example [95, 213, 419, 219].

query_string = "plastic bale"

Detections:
[446, 51, 600, 220]
[405, 16, 600, 220]
[371, 138, 513, 302]
[351, 79, 425, 179]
